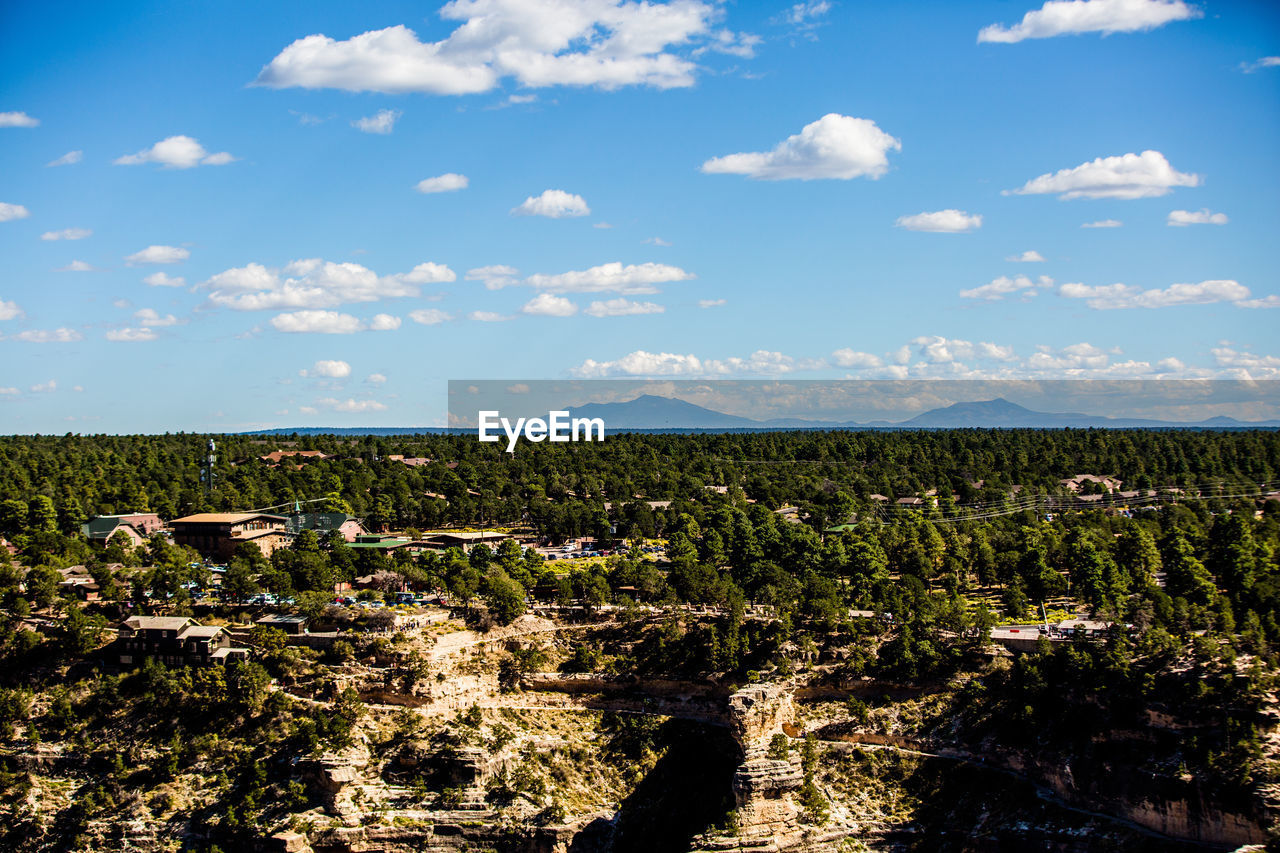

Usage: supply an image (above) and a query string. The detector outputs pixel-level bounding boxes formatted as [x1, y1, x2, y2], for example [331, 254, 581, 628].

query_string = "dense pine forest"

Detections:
[1, 429, 1279, 851]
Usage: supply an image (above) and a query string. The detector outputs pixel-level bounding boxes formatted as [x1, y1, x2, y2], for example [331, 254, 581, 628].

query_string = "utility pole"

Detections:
[201, 438, 217, 495]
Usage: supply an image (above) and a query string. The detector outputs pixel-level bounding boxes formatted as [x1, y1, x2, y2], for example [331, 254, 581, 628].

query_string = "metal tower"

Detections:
[201, 438, 217, 494]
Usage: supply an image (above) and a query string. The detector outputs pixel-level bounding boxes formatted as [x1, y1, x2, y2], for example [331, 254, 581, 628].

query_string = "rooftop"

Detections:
[171, 513, 287, 524]
[123, 616, 197, 632]
[177, 625, 226, 639]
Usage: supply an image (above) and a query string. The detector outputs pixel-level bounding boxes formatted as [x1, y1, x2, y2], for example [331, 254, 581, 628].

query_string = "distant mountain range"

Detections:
[562, 394, 1280, 430]
[243, 395, 1280, 435]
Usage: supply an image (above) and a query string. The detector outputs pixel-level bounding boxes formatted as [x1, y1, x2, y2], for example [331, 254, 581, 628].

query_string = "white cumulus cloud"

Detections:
[701, 113, 900, 181]
[511, 189, 590, 218]
[0, 203, 31, 222]
[895, 209, 982, 233]
[526, 261, 694, 294]
[202, 258, 453, 310]
[134, 308, 181, 327]
[469, 311, 512, 322]
[57, 260, 94, 272]
[522, 293, 579, 317]
[978, 0, 1199, 44]
[114, 135, 235, 169]
[409, 308, 454, 325]
[1008, 150, 1199, 200]
[394, 262, 457, 285]
[144, 272, 186, 287]
[126, 245, 190, 265]
[1167, 208, 1228, 226]
[1059, 279, 1254, 309]
[831, 349, 882, 368]
[961, 275, 1054, 301]
[1081, 219, 1123, 228]
[698, 298, 726, 308]
[310, 359, 352, 378]
[572, 350, 714, 377]
[1026, 342, 1110, 371]
[571, 348, 823, 378]
[1234, 295, 1280, 309]
[254, 2, 734, 95]
[911, 336, 1015, 364]
[0, 112, 39, 127]
[466, 265, 520, 289]
[0, 299, 24, 321]
[271, 310, 368, 334]
[13, 328, 81, 343]
[106, 328, 158, 342]
[1007, 250, 1045, 262]
[415, 173, 469, 193]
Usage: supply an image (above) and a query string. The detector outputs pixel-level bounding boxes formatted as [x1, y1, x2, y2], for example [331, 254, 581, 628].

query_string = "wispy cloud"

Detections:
[126, 245, 190, 265]
[352, 108, 401, 134]
[1239, 56, 1280, 74]
[46, 150, 83, 167]
[415, 173, 468, 194]
[41, 228, 92, 241]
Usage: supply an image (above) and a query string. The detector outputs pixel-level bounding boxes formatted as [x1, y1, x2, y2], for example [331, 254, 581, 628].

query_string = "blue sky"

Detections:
[1, 0, 1278, 431]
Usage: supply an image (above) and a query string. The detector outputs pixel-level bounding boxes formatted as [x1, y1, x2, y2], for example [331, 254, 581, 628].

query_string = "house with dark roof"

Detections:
[115, 615, 249, 666]
[418, 530, 513, 553]
[82, 513, 164, 547]
[348, 534, 417, 552]
[255, 614, 309, 635]
[283, 512, 366, 542]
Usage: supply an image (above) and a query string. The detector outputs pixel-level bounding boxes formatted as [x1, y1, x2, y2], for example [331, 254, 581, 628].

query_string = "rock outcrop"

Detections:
[308, 743, 371, 821]
[701, 684, 805, 852]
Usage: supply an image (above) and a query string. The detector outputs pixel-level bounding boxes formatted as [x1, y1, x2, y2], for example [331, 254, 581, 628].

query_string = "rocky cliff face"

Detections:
[696, 684, 807, 852]
[1009, 754, 1272, 848]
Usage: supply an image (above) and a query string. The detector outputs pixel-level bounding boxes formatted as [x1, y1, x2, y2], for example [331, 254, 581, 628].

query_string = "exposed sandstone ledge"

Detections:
[713, 684, 808, 851]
